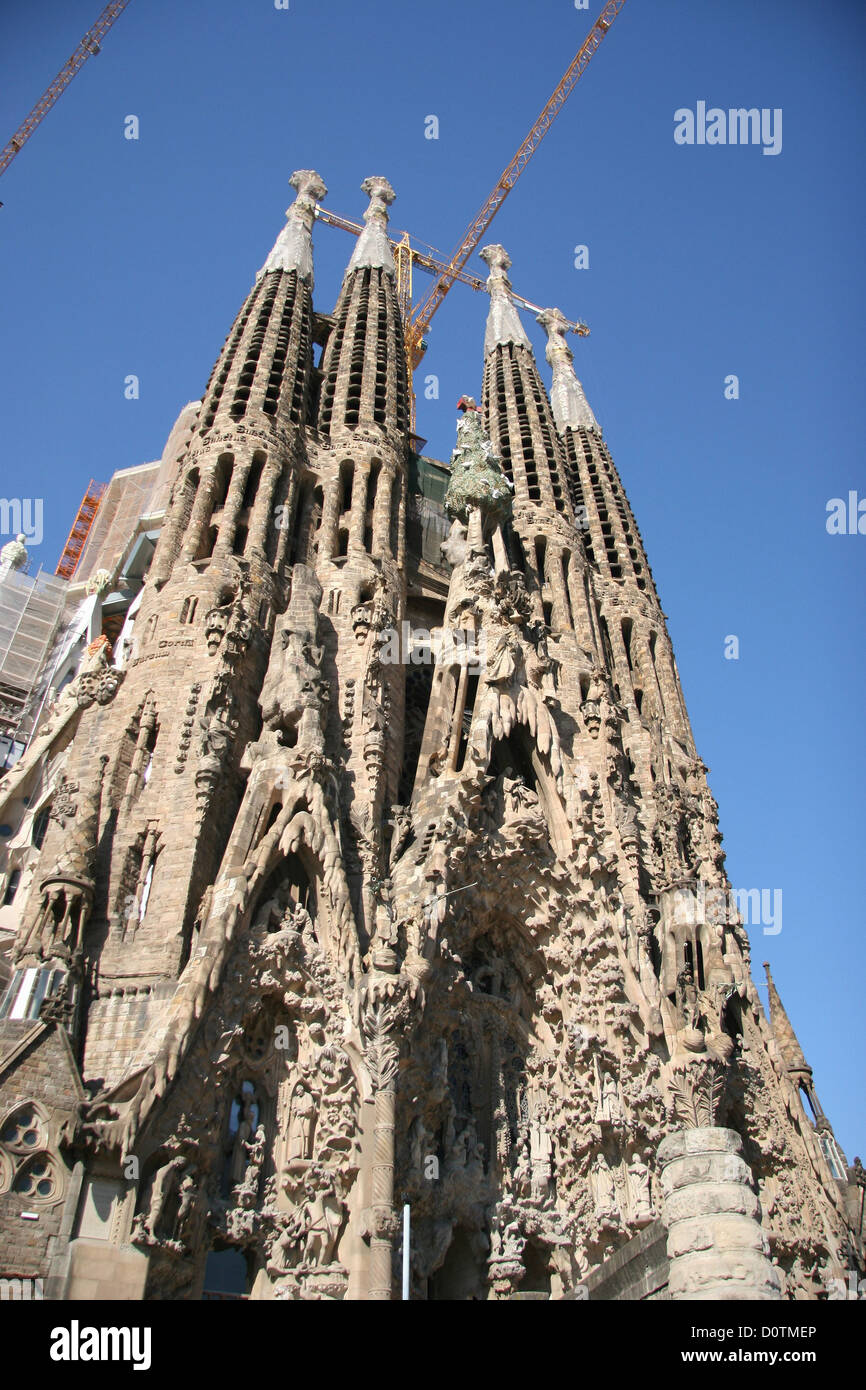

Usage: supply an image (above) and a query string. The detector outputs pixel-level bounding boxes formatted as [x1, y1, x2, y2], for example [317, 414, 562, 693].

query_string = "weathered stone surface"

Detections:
[0, 187, 859, 1305]
[659, 1127, 782, 1301]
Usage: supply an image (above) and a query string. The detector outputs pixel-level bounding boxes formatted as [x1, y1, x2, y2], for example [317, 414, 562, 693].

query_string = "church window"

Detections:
[0, 968, 65, 1022]
[3, 868, 21, 905]
[203, 1246, 251, 1300]
[0, 1103, 62, 1204]
[598, 615, 616, 673]
[13, 1153, 60, 1201]
[621, 618, 634, 670]
[389, 478, 401, 555]
[560, 552, 575, 629]
[339, 459, 354, 517]
[455, 671, 480, 772]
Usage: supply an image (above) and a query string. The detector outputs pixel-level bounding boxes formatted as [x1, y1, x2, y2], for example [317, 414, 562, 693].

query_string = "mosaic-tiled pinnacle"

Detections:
[537, 306, 600, 434]
[257, 169, 327, 284]
[480, 244, 531, 356]
[347, 176, 396, 277]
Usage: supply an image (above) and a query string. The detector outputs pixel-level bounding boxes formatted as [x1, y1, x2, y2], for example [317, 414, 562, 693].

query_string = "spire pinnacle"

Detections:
[257, 168, 327, 284]
[537, 306, 600, 434]
[480, 244, 531, 356]
[763, 961, 812, 1079]
[347, 175, 396, 276]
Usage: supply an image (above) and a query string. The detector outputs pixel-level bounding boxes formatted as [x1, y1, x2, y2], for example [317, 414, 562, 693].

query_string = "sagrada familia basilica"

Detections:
[0, 170, 861, 1300]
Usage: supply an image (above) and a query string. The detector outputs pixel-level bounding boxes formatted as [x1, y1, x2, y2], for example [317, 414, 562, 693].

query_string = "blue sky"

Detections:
[0, 0, 863, 1155]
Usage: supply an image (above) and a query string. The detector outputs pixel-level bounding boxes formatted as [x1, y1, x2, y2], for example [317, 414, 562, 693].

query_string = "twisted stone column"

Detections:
[658, 1127, 782, 1301]
[361, 969, 409, 1301]
[369, 1084, 397, 1301]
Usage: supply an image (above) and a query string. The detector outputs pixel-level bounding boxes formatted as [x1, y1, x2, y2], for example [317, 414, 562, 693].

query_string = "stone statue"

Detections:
[627, 1155, 653, 1224]
[259, 565, 327, 753]
[596, 1069, 625, 1127]
[174, 1170, 198, 1242]
[529, 1102, 554, 1204]
[300, 1167, 344, 1267]
[286, 1079, 317, 1162]
[387, 804, 413, 869]
[229, 1091, 258, 1187]
[591, 1153, 618, 1221]
[134, 1154, 187, 1244]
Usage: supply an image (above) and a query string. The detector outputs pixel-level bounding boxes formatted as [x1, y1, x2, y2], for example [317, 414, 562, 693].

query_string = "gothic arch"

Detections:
[486, 729, 570, 858]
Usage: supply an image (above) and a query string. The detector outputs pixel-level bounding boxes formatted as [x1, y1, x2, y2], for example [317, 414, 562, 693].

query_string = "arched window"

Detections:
[203, 1245, 252, 1301]
[31, 805, 51, 850]
[338, 459, 354, 516]
[0, 1102, 62, 1205]
[221, 1079, 261, 1199]
[3, 868, 22, 906]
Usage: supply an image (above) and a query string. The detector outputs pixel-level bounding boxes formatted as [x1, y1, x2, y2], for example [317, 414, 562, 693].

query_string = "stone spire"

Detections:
[318, 175, 408, 437]
[480, 244, 531, 356]
[479, 244, 574, 536]
[347, 176, 397, 277]
[763, 961, 812, 1081]
[257, 169, 327, 284]
[537, 306, 600, 434]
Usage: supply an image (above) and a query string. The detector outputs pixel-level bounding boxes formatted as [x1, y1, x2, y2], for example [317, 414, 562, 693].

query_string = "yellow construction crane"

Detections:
[317, 0, 626, 429]
[0, 2, 133, 179]
[315, 208, 590, 339]
[2, 0, 625, 430]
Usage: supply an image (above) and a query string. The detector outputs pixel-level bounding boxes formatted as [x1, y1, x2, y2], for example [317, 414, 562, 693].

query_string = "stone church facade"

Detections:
[0, 170, 860, 1300]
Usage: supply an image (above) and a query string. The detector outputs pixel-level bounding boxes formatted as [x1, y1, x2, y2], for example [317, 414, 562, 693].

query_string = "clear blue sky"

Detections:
[0, 0, 863, 1156]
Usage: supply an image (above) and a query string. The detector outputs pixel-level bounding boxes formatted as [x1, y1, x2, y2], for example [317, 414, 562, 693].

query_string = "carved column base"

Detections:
[487, 1257, 525, 1300]
[273, 1266, 349, 1301]
[658, 1127, 782, 1301]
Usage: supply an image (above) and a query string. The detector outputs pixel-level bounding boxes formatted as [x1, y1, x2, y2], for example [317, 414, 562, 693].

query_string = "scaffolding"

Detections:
[55, 480, 106, 580]
[73, 463, 163, 585]
[0, 565, 68, 764]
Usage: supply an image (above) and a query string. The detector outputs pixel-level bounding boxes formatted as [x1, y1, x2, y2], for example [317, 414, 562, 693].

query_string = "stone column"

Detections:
[658, 1127, 782, 1301]
[372, 469, 393, 557]
[317, 470, 342, 563]
[274, 470, 298, 572]
[212, 460, 252, 558]
[369, 1083, 396, 1301]
[180, 466, 220, 563]
[247, 461, 282, 557]
[361, 966, 408, 1302]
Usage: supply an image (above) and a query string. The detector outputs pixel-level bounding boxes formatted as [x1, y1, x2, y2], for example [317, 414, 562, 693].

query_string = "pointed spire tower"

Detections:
[318, 176, 409, 442]
[763, 962, 852, 1186]
[479, 245, 592, 643]
[537, 306, 655, 602]
[49, 171, 330, 1005]
[151, 169, 327, 586]
[763, 962, 825, 1122]
[537, 304, 696, 768]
